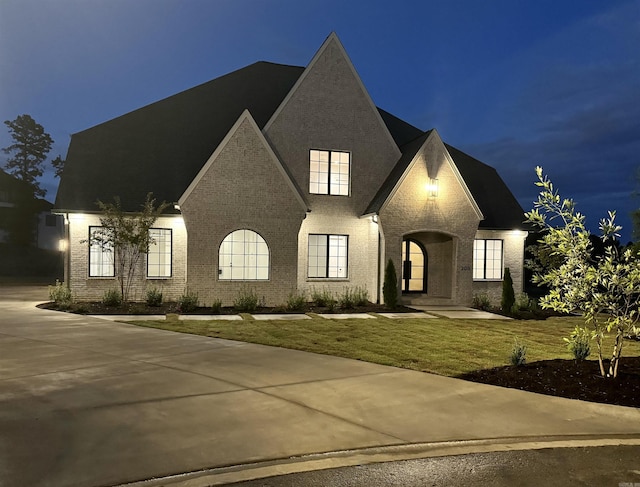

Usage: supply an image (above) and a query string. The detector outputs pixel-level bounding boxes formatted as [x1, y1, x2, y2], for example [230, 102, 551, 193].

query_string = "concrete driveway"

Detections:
[1, 286, 639, 487]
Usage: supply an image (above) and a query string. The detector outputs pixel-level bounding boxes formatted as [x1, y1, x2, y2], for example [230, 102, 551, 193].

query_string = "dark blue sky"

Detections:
[1, 0, 638, 241]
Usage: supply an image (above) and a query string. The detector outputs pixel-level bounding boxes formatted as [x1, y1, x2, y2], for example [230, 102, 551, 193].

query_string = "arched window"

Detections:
[219, 229, 269, 280]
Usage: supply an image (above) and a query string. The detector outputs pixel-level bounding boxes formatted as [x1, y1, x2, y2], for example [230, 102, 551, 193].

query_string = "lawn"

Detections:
[131, 314, 640, 377]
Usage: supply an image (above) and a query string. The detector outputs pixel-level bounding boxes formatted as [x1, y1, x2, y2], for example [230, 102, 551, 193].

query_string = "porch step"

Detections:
[401, 294, 457, 307]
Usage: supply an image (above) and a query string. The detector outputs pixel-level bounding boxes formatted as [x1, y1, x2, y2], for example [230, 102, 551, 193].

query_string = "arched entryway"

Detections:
[402, 238, 427, 293]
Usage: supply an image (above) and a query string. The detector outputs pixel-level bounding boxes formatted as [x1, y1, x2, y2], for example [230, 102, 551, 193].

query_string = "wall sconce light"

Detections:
[371, 214, 378, 223]
[426, 178, 439, 197]
[58, 239, 68, 252]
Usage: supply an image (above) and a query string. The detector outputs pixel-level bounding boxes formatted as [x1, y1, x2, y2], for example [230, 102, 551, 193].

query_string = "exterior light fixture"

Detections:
[372, 215, 378, 223]
[426, 178, 439, 197]
[58, 239, 68, 252]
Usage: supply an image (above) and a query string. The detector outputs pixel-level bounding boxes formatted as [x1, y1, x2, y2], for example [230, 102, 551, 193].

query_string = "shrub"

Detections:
[178, 290, 199, 313]
[338, 287, 357, 309]
[510, 338, 527, 366]
[311, 287, 335, 307]
[145, 287, 163, 307]
[564, 326, 591, 361]
[352, 286, 369, 306]
[501, 267, 515, 313]
[48, 280, 73, 309]
[102, 288, 123, 307]
[233, 287, 259, 312]
[382, 259, 398, 309]
[285, 290, 307, 311]
[472, 293, 491, 311]
[514, 293, 536, 312]
[211, 299, 222, 314]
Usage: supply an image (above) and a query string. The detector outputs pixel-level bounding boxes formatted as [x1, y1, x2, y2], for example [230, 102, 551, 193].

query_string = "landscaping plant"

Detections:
[48, 279, 73, 309]
[526, 166, 640, 378]
[285, 290, 307, 311]
[178, 289, 199, 313]
[233, 286, 259, 312]
[564, 325, 591, 361]
[83, 193, 168, 302]
[102, 288, 123, 307]
[383, 259, 398, 308]
[510, 337, 527, 366]
[145, 287, 163, 307]
[501, 267, 515, 313]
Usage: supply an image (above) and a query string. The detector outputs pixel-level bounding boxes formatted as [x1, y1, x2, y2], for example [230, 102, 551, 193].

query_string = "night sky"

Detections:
[1, 0, 638, 241]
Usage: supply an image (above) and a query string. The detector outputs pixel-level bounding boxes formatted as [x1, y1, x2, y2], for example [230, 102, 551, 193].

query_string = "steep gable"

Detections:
[55, 62, 304, 212]
[264, 33, 401, 214]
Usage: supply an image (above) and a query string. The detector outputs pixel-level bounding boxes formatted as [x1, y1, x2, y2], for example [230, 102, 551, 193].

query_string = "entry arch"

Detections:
[401, 238, 427, 293]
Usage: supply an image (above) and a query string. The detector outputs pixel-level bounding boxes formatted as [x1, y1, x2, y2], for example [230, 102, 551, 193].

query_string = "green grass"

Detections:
[131, 315, 640, 377]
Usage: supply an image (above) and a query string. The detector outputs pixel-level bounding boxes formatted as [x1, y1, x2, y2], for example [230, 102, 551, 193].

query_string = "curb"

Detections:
[114, 434, 640, 487]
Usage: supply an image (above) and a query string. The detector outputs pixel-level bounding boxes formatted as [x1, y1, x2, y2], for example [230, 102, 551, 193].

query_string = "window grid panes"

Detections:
[473, 239, 503, 280]
[88, 226, 114, 277]
[308, 234, 348, 278]
[309, 150, 350, 196]
[219, 229, 269, 281]
[147, 228, 172, 278]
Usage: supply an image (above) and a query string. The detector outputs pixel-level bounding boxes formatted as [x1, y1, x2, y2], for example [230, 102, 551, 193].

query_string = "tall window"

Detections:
[308, 234, 348, 278]
[219, 229, 269, 280]
[309, 149, 350, 196]
[473, 239, 503, 280]
[147, 228, 172, 278]
[88, 226, 114, 277]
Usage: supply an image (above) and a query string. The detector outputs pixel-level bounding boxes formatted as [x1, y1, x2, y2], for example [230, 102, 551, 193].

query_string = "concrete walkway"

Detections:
[1, 286, 638, 487]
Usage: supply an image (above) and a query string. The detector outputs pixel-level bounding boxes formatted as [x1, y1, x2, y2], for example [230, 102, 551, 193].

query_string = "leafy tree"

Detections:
[525, 166, 640, 378]
[383, 258, 398, 308]
[501, 267, 515, 313]
[85, 193, 168, 302]
[2, 114, 53, 198]
[51, 155, 65, 178]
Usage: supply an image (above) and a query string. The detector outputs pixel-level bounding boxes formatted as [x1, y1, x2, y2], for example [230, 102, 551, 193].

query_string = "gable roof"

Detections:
[55, 51, 526, 230]
[444, 144, 527, 230]
[365, 128, 527, 230]
[55, 62, 304, 212]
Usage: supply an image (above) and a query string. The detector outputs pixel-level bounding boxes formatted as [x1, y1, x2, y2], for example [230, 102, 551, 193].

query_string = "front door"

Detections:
[402, 239, 427, 293]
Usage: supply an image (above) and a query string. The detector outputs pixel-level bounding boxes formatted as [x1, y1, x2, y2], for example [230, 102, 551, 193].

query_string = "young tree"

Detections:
[2, 114, 53, 198]
[526, 166, 640, 378]
[86, 194, 168, 302]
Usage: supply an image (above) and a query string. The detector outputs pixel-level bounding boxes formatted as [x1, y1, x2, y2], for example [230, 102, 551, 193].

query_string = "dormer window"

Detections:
[309, 149, 350, 196]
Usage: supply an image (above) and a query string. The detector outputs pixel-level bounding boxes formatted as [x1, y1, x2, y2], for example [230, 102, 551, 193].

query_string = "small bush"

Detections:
[311, 287, 335, 307]
[48, 280, 73, 309]
[472, 293, 491, 311]
[510, 338, 527, 366]
[145, 287, 163, 307]
[338, 287, 357, 309]
[102, 288, 123, 307]
[501, 267, 515, 313]
[352, 286, 369, 306]
[514, 293, 536, 312]
[564, 326, 591, 361]
[211, 299, 222, 314]
[178, 290, 199, 313]
[285, 290, 307, 311]
[233, 287, 259, 312]
[382, 259, 398, 309]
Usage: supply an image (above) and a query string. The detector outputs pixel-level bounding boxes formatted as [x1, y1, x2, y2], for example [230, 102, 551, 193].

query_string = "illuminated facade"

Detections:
[55, 34, 528, 306]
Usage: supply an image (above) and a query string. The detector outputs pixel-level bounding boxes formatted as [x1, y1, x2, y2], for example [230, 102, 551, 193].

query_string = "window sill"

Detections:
[306, 278, 350, 282]
[473, 279, 504, 282]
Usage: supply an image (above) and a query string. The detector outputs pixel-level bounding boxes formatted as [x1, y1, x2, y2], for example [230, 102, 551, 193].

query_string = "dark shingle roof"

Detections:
[445, 144, 527, 230]
[55, 61, 526, 230]
[55, 62, 305, 212]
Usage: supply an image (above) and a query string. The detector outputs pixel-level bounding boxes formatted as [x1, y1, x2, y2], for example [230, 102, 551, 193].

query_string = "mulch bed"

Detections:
[37, 301, 415, 315]
[457, 355, 640, 408]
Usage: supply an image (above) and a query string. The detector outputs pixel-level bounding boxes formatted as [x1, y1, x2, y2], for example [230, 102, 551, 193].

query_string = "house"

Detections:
[54, 33, 528, 306]
[0, 168, 63, 250]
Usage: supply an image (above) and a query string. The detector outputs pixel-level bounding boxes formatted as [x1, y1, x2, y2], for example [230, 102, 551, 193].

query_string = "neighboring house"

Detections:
[54, 33, 528, 306]
[0, 168, 63, 250]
